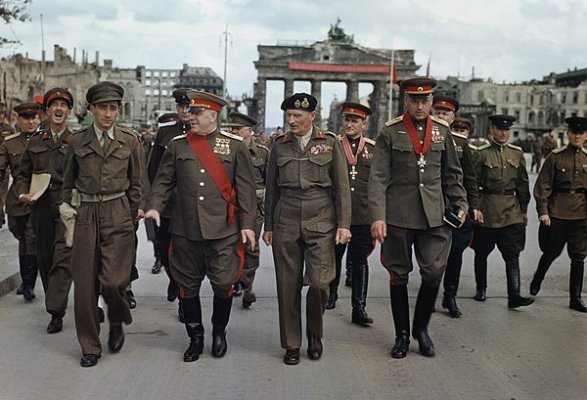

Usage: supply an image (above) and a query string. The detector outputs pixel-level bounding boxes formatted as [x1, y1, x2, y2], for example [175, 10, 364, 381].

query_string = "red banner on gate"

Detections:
[288, 62, 391, 74]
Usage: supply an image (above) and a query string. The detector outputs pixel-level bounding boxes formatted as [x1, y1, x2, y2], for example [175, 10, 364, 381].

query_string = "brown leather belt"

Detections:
[482, 189, 516, 196]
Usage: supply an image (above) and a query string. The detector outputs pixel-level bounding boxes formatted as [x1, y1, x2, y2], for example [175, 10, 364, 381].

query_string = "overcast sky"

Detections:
[1, 0, 586, 127]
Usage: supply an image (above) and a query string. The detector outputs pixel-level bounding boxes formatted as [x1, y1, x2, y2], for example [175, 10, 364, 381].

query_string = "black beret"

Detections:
[488, 114, 516, 129]
[341, 102, 372, 119]
[172, 88, 190, 105]
[44, 87, 74, 109]
[280, 93, 317, 112]
[565, 116, 587, 133]
[227, 112, 257, 127]
[86, 81, 124, 105]
[432, 94, 459, 112]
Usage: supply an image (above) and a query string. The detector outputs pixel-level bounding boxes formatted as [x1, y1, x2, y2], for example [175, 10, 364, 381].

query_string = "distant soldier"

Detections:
[263, 93, 351, 365]
[531, 136, 543, 173]
[0, 103, 40, 301]
[471, 114, 534, 309]
[432, 96, 479, 318]
[225, 112, 269, 308]
[0, 102, 15, 227]
[531, 117, 587, 313]
[62, 82, 142, 367]
[542, 134, 557, 158]
[369, 78, 467, 359]
[17, 88, 75, 333]
[326, 102, 375, 327]
[146, 90, 257, 363]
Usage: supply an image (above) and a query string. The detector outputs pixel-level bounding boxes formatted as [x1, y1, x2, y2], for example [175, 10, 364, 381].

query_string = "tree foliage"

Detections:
[0, 0, 32, 46]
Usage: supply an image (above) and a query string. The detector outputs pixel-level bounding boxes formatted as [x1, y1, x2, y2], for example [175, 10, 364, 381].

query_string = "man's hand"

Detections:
[473, 209, 484, 224]
[241, 229, 256, 251]
[538, 214, 550, 226]
[335, 228, 352, 245]
[371, 220, 387, 244]
[136, 208, 145, 221]
[262, 231, 273, 246]
[18, 193, 36, 204]
[457, 209, 467, 228]
[522, 213, 528, 226]
[144, 209, 160, 227]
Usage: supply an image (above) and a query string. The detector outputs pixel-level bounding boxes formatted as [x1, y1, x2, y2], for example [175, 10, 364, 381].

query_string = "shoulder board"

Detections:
[219, 130, 243, 141]
[364, 137, 376, 145]
[506, 143, 522, 152]
[337, 135, 343, 141]
[385, 116, 403, 127]
[468, 143, 478, 150]
[158, 121, 178, 128]
[255, 143, 270, 153]
[120, 127, 138, 137]
[451, 132, 467, 140]
[552, 145, 567, 154]
[4, 132, 20, 141]
[477, 143, 492, 151]
[431, 116, 450, 128]
[582, 147, 587, 155]
[172, 134, 187, 141]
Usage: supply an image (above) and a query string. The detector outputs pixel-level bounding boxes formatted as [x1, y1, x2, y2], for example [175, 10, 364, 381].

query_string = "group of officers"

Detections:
[0, 75, 586, 368]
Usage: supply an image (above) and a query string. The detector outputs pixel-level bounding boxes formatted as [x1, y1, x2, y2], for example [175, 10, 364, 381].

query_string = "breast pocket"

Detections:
[428, 142, 445, 167]
[276, 156, 298, 185]
[176, 153, 197, 180]
[308, 153, 332, 182]
[28, 146, 49, 171]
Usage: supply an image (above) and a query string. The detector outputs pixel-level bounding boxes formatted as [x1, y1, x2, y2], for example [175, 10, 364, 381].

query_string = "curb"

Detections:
[0, 272, 20, 298]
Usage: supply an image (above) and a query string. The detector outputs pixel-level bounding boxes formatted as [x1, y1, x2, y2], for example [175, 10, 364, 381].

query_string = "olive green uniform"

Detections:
[264, 126, 351, 350]
[0, 122, 16, 226]
[17, 128, 73, 317]
[62, 125, 142, 357]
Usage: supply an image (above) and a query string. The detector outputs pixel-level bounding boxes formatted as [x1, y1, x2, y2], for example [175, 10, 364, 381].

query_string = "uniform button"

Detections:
[420, 183, 424, 187]
[350, 187, 355, 192]
[198, 196, 204, 201]
[199, 182, 205, 186]
[200, 168, 205, 173]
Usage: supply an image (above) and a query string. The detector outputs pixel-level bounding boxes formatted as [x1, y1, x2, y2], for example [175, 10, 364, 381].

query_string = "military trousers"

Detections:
[272, 219, 336, 350]
[8, 213, 36, 256]
[240, 202, 264, 292]
[381, 224, 452, 287]
[72, 196, 135, 357]
[169, 233, 243, 299]
[538, 218, 587, 264]
[333, 224, 375, 286]
[31, 189, 72, 316]
[471, 223, 526, 261]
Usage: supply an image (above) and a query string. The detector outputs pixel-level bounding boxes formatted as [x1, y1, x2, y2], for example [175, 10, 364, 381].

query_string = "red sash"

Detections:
[402, 113, 432, 156]
[186, 132, 237, 225]
[341, 135, 365, 166]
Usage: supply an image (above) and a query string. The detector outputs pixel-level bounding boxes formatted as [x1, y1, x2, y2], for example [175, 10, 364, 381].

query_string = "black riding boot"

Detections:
[442, 284, 462, 318]
[412, 284, 439, 357]
[569, 262, 587, 312]
[22, 255, 37, 301]
[182, 296, 204, 362]
[351, 265, 373, 325]
[325, 283, 338, 310]
[530, 255, 553, 296]
[506, 260, 534, 309]
[345, 257, 353, 287]
[389, 285, 410, 358]
[211, 296, 233, 357]
[473, 253, 487, 301]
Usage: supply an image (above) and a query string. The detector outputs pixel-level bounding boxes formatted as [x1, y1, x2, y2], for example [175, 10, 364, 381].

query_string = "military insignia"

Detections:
[310, 144, 333, 155]
[301, 98, 310, 109]
[361, 147, 374, 159]
[294, 99, 301, 108]
[213, 137, 231, 155]
[41, 133, 49, 140]
[431, 126, 444, 143]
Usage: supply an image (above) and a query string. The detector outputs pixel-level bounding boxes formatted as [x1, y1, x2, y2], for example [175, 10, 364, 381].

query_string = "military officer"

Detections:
[146, 90, 257, 363]
[432, 97, 479, 318]
[325, 102, 376, 327]
[62, 82, 142, 367]
[225, 111, 269, 308]
[0, 102, 15, 228]
[0, 103, 40, 301]
[531, 117, 587, 312]
[17, 88, 74, 333]
[471, 114, 534, 308]
[147, 90, 191, 317]
[369, 78, 467, 359]
[263, 93, 351, 365]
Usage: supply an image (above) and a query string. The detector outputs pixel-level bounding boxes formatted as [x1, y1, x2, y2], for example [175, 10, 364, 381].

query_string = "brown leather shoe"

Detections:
[80, 354, 99, 367]
[108, 324, 125, 353]
[283, 349, 300, 365]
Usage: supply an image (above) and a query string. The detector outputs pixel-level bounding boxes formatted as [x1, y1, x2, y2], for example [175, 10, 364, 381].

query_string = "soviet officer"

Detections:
[432, 96, 479, 318]
[369, 78, 467, 359]
[471, 114, 533, 309]
[0, 102, 16, 227]
[326, 102, 376, 326]
[0, 103, 40, 301]
[146, 90, 257, 363]
[531, 117, 587, 312]
[263, 93, 351, 365]
[17, 88, 75, 333]
[225, 111, 269, 308]
[62, 82, 142, 367]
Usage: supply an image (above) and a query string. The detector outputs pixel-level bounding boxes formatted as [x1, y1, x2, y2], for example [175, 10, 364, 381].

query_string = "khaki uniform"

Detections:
[368, 116, 467, 286]
[147, 129, 257, 297]
[0, 122, 16, 225]
[62, 125, 142, 357]
[17, 128, 73, 317]
[264, 126, 351, 350]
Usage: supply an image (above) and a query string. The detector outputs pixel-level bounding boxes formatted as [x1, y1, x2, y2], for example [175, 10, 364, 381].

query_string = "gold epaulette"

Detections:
[506, 143, 523, 152]
[172, 134, 187, 141]
[451, 132, 468, 140]
[431, 115, 450, 127]
[582, 147, 587, 155]
[364, 137, 376, 145]
[219, 130, 243, 141]
[468, 143, 478, 150]
[477, 143, 492, 151]
[256, 143, 270, 153]
[385, 116, 403, 127]
[552, 146, 567, 154]
[4, 132, 20, 141]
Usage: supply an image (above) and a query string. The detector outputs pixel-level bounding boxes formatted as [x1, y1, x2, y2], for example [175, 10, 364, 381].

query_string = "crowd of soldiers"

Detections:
[0, 75, 585, 368]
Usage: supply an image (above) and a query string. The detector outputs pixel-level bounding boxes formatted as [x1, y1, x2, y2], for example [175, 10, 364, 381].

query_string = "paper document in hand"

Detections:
[30, 173, 51, 201]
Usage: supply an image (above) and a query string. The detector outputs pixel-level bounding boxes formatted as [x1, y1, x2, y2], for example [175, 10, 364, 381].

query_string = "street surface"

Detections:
[0, 164, 585, 400]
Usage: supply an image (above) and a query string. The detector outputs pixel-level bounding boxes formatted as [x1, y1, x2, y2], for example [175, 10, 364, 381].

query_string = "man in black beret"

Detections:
[62, 81, 143, 367]
[263, 92, 351, 365]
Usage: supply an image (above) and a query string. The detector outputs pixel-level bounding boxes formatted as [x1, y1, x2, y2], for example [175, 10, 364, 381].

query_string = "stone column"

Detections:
[311, 79, 322, 127]
[368, 81, 389, 139]
[346, 80, 359, 102]
[283, 79, 295, 128]
[254, 77, 266, 131]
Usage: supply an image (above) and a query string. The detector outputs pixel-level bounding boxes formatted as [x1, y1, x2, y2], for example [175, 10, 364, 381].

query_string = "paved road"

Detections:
[0, 168, 586, 400]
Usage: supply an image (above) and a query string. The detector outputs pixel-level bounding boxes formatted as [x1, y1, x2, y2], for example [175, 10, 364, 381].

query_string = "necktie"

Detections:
[100, 132, 110, 152]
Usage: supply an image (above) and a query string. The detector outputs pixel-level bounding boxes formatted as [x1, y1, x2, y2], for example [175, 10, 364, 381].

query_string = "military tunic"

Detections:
[534, 145, 587, 263]
[264, 126, 351, 350]
[147, 129, 257, 298]
[17, 128, 73, 316]
[368, 115, 467, 285]
[0, 122, 16, 225]
[62, 125, 142, 357]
